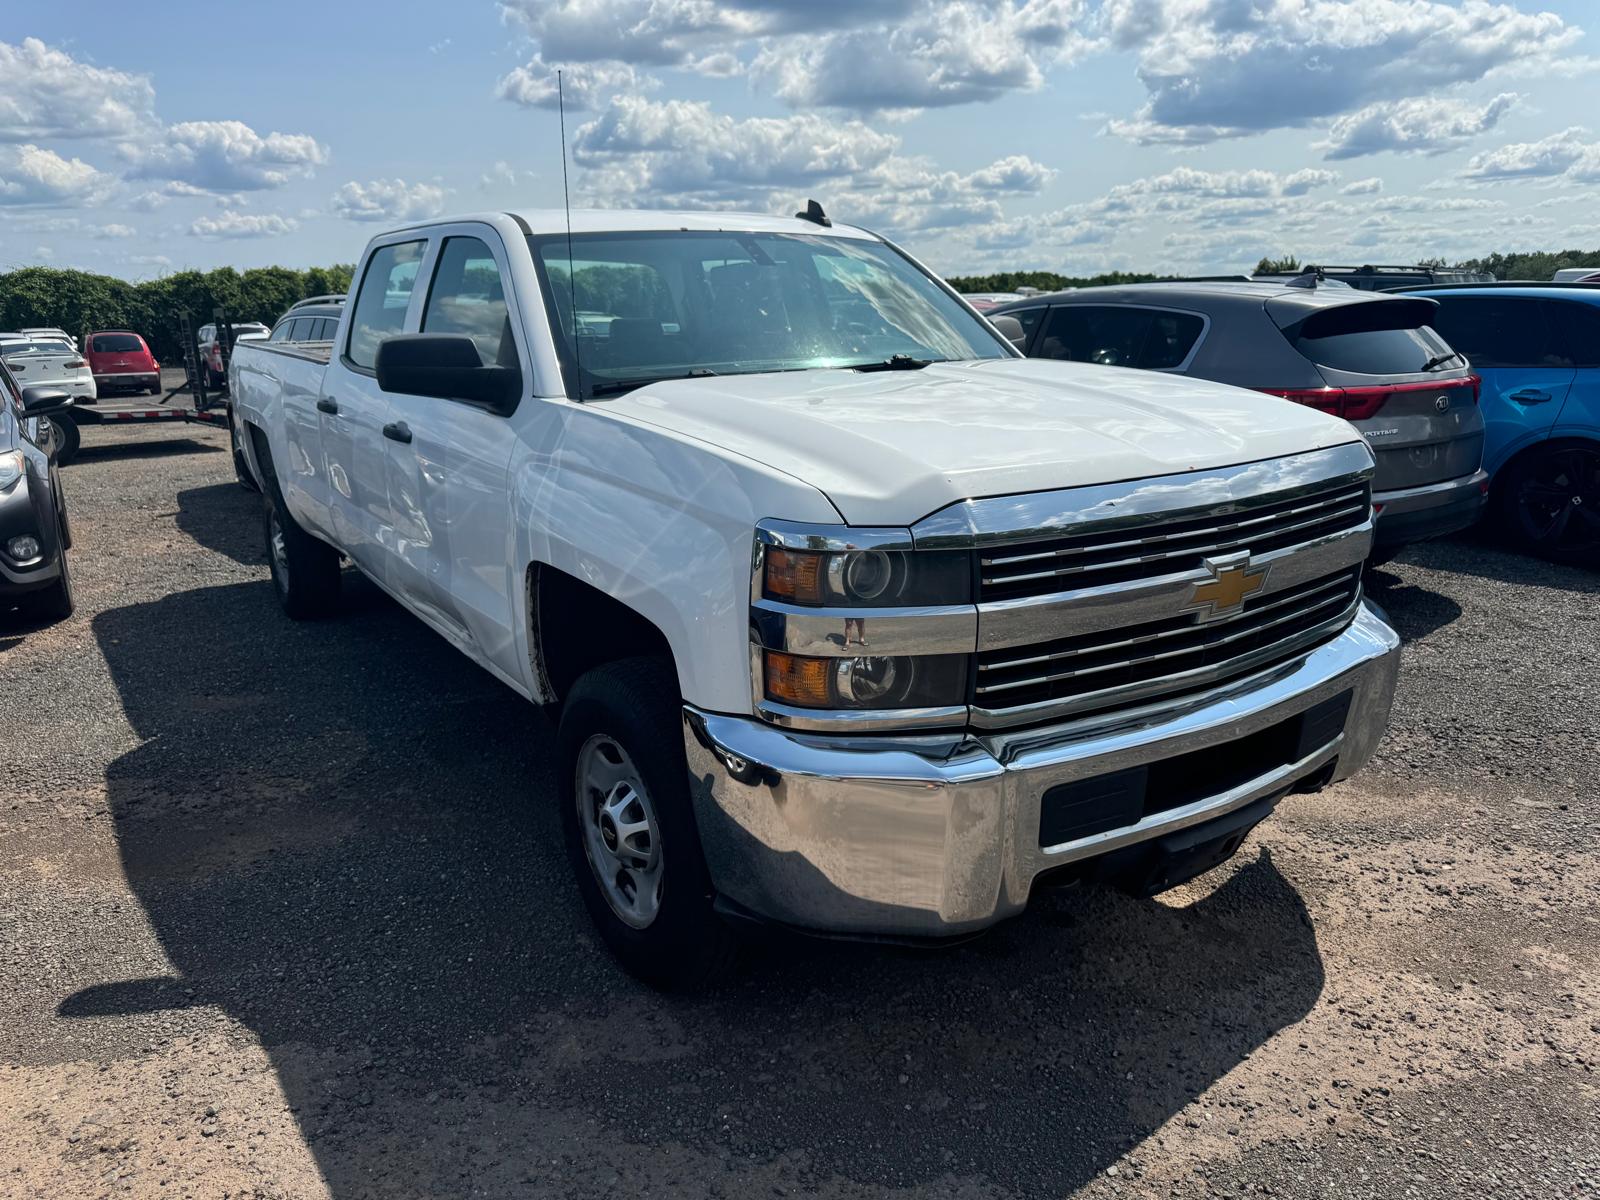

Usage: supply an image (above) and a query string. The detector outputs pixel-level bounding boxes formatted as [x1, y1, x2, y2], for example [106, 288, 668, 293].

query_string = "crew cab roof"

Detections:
[387, 208, 881, 241]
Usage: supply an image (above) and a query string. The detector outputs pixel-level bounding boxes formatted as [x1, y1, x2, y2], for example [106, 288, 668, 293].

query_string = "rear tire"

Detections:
[557, 657, 738, 990]
[230, 418, 259, 492]
[50, 416, 80, 466]
[1492, 442, 1600, 566]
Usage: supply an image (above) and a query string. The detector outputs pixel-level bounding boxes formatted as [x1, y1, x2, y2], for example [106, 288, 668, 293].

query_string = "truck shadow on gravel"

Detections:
[72, 575, 1327, 1198]
[173, 482, 268, 567]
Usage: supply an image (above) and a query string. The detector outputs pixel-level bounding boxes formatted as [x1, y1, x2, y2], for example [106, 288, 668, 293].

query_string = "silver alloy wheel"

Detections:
[268, 508, 289, 588]
[575, 734, 664, 929]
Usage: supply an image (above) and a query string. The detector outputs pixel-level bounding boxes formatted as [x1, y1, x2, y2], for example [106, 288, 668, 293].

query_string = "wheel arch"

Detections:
[1489, 433, 1600, 505]
[527, 562, 680, 707]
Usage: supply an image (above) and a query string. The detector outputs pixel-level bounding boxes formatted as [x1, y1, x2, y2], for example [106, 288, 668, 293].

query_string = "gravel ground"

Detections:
[1, 413, 1597, 1200]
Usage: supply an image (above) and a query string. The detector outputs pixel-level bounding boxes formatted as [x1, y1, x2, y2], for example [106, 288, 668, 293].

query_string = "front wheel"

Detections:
[1493, 442, 1600, 565]
[23, 528, 74, 624]
[557, 657, 738, 990]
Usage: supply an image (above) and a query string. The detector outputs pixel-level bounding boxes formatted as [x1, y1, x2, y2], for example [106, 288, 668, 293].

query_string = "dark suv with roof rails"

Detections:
[1253, 265, 1494, 292]
[991, 280, 1487, 559]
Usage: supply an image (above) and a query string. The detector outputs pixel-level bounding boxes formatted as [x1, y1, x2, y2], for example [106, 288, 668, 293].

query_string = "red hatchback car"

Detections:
[84, 331, 161, 396]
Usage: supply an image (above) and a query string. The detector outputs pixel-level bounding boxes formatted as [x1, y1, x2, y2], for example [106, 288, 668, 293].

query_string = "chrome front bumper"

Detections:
[684, 601, 1401, 938]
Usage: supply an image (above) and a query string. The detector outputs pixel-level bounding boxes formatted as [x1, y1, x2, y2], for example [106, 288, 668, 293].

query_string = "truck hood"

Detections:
[604, 358, 1364, 526]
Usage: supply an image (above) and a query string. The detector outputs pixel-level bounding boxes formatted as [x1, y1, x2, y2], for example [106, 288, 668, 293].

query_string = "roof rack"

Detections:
[287, 294, 347, 311]
[1384, 280, 1600, 293]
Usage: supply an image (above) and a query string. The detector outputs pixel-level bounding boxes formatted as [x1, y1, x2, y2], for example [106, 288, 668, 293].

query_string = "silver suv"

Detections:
[992, 281, 1488, 558]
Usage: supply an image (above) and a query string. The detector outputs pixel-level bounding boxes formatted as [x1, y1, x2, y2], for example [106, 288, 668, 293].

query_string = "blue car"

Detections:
[1398, 284, 1600, 564]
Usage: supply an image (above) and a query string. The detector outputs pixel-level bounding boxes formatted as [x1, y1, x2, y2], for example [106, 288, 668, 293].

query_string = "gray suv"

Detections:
[991, 282, 1488, 556]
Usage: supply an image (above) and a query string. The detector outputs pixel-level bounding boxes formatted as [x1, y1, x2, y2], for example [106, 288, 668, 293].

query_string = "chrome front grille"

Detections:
[978, 478, 1371, 602]
[973, 565, 1363, 723]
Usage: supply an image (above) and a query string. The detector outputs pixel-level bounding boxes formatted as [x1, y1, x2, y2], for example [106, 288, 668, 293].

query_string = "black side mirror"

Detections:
[374, 334, 521, 415]
[990, 315, 1028, 352]
[21, 388, 74, 418]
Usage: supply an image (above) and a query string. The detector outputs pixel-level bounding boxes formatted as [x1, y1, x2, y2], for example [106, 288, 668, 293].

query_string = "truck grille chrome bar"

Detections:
[979, 480, 1369, 602]
[972, 566, 1363, 728]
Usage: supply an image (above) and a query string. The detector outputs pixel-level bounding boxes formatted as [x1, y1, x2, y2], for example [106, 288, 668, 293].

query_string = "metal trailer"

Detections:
[50, 309, 235, 465]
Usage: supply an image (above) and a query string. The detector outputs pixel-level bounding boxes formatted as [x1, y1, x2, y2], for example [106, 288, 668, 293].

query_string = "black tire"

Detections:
[50, 465, 71, 550]
[261, 488, 340, 619]
[557, 656, 738, 990]
[23, 523, 74, 624]
[148, 382, 162, 396]
[50, 416, 80, 466]
[230, 418, 259, 492]
[1492, 442, 1600, 566]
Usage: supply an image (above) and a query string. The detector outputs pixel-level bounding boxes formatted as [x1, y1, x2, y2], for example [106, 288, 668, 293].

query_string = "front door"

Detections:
[381, 229, 524, 672]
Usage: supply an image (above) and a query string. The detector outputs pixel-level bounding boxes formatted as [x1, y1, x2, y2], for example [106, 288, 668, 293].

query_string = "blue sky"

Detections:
[2, 0, 1598, 280]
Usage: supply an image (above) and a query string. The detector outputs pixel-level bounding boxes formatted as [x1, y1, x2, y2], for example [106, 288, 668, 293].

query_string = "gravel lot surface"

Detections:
[2, 414, 1597, 1199]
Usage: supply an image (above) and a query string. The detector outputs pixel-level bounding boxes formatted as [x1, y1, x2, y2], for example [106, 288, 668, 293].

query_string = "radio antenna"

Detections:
[558, 68, 583, 397]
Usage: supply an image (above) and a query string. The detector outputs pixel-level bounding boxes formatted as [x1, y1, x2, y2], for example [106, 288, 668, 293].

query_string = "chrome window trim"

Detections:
[1039, 300, 1212, 374]
[910, 441, 1375, 550]
[751, 598, 977, 658]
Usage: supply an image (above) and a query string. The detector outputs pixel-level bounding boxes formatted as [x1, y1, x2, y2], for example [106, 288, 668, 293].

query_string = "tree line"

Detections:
[0, 264, 355, 362]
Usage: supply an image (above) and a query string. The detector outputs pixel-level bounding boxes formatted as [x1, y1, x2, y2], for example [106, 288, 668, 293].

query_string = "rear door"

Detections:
[1548, 299, 1600, 445]
[1273, 297, 1484, 493]
[1424, 294, 1573, 477]
[381, 227, 523, 670]
[320, 236, 427, 581]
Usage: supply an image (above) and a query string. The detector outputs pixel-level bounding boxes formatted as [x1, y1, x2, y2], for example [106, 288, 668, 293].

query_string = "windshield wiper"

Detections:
[849, 354, 936, 372]
[586, 368, 719, 398]
[1420, 350, 1463, 372]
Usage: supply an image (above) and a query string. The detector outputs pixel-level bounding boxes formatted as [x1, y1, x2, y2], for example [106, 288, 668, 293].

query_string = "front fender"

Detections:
[508, 400, 840, 713]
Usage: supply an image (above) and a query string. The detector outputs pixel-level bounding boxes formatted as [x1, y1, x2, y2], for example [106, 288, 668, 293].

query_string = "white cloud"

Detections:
[0, 38, 158, 142]
[496, 57, 655, 111]
[1101, 0, 1579, 144]
[188, 210, 298, 239]
[1462, 126, 1600, 183]
[1318, 93, 1518, 159]
[965, 154, 1057, 193]
[752, 1, 1094, 113]
[1341, 177, 1383, 196]
[329, 178, 448, 222]
[572, 96, 898, 205]
[127, 120, 329, 192]
[499, 1, 1091, 116]
[0, 144, 114, 207]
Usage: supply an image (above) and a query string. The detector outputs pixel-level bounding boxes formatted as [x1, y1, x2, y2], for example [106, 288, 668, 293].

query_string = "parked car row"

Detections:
[985, 273, 1599, 565]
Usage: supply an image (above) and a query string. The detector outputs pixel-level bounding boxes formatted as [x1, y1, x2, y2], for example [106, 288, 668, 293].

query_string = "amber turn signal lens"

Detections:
[764, 650, 834, 707]
[764, 548, 825, 604]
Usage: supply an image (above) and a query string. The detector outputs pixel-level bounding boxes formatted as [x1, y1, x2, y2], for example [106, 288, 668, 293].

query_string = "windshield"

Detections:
[91, 334, 143, 353]
[1, 341, 61, 357]
[529, 230, 1009, 398]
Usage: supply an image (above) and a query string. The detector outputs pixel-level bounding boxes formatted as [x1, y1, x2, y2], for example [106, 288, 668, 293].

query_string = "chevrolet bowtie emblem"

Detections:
[1186, 554, 1270, 620]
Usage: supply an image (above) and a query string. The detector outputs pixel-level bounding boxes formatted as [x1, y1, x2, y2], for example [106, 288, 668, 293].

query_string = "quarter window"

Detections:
[423, 237, 515, 367]
[1035, 305, 1204, 370]
[347, 240, 426, 370]
[1550, 301, 1600, 368]
[268, 321, 291, 343]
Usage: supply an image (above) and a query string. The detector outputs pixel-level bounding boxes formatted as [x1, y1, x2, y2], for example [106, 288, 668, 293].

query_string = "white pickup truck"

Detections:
[231, 207, 1401, 987]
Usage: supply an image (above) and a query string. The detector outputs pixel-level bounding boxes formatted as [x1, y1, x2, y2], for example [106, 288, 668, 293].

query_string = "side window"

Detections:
[347, 240, 426, 370]
[1036, 305, 1153, 368]
[1427, 297, 1571, 369]
[422, 236, 514, 367]
[1139, 310, 1205, 369]
[312, 318, 334, 340]
[269, 321, 291, 343]
[0, 359, 22, 413]
[1549, 301, 1600, 368]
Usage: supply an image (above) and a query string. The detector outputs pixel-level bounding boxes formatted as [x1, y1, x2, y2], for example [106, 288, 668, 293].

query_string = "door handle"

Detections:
[316, 397, 339, 414]
[1508, 389, 1552, 405]
[382, 421, 413, 444]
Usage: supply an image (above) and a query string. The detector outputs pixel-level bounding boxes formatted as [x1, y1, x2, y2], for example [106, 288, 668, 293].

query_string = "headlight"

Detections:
[764, 650, 968, 711]
[762, 546, 971, 607]
[0, 450, 24, 491]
